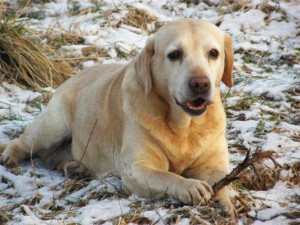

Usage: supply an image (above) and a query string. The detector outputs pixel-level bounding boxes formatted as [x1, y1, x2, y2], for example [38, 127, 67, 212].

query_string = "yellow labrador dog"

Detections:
[0, 19, 235, 217]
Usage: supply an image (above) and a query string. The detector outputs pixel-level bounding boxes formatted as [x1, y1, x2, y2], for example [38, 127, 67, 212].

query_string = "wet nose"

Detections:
[189, 76, 211, 94]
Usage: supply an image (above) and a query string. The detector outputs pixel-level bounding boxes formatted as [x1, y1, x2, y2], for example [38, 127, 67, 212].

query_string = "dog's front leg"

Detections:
[188, 169, 237, 218]
[182, 134, 237, 218]
[120, 148, 213, 205]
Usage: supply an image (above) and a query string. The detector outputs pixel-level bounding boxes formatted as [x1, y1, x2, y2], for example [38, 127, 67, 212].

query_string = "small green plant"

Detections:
[68, 0, 81, 15]
[256, 120, 265, 133]
[34, 101, 43, 112]
[228, 96, 256, 111]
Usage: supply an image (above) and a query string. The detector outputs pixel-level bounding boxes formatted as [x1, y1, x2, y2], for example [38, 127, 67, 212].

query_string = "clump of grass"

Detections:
[112, 213, 153, 224]
[0, 1, 73, 89]
[59, 179, 86, 198]
[228, 96, 256, 111]
[122, 7, 159, 34]
[115, 45, 139, 60]
[259, 2, 286, 16]
[0, 210, 11, 224]
[216, 0, 250, 15]
[82, 46, 109, 58]
[237, 163, 281, 191]
[180, 0, 200, 5]
[46, 32, 85, 50]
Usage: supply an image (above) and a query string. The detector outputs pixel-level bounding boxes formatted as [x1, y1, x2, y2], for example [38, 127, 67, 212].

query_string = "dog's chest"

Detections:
[137, 101, 225, 174]
[160, 131, 209, 174]
[168, 152, 195, 174]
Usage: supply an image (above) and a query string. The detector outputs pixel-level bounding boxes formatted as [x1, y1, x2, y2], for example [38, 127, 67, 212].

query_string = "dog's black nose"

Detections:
[189, 76, 211, 94]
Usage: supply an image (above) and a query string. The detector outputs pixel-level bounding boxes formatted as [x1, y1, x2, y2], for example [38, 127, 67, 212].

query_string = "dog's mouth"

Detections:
[175, 97, 211, 116]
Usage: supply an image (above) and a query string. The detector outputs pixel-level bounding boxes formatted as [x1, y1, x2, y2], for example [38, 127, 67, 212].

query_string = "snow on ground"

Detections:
[0, 0, 299, 224]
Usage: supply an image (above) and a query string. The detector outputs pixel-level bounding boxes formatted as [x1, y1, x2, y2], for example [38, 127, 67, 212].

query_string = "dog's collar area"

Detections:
[175, 97, 209, 116]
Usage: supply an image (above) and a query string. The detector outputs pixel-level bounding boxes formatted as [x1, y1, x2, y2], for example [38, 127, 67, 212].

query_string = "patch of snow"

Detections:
[44, 0, 68, 16]
[280, 1, 300, 21]
[253, 216, 295, 225]
[221, 9, 266, 35]
[82, 60, 95, 68]
[230, 120, 258, 134]
[259, 21, 298, 40]
[262, 132, 298, 152]
[280, 122, 300, 132]
[176, 218, 190, 225]
[248, 210, 256, 218]
[256, 207, 287, 221]
[75, 199, 131, 224]
[235, 42, 269, 52]
[142, 208, 169, 224]
[251, 181, 300, 204]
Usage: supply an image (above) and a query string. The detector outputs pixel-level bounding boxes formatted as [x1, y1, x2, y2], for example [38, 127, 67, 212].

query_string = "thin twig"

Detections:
[0, 101, 17, 107]
[52, 56, 103, 61]
[30, 143, 38, 189]
[79, 119, 98, 163]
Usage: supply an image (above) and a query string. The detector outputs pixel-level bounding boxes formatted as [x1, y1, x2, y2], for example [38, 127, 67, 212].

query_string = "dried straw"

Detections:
[122, 8, 159, 34]
[0, 0, 72, 89]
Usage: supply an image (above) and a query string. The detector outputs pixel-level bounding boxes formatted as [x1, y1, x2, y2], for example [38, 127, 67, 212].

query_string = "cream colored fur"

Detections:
[0, 19, 235, 217]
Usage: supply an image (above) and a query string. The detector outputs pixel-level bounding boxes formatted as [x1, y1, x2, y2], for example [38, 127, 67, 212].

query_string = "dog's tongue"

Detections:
[187, 98, 206, 110]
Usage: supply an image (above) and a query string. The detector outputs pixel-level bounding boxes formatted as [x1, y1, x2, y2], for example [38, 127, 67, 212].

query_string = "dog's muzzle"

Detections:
[175, 76, 213, 116]
[175, 97, 211, 116]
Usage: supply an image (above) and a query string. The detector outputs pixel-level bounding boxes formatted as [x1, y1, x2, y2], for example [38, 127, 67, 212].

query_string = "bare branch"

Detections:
[212, 149, 278, 194]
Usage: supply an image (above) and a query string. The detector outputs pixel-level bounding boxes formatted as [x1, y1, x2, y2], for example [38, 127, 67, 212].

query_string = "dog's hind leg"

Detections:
[0, 143, 6, 153]
[0, 94, 71, 168]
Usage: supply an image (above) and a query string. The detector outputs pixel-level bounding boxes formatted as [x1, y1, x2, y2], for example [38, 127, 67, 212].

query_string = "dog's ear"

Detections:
[222, 33, 234, 88]
[135, 37, 154, 95]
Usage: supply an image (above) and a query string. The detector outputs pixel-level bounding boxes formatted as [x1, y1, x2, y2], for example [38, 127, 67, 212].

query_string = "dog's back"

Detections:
[0, 63, 126, 177]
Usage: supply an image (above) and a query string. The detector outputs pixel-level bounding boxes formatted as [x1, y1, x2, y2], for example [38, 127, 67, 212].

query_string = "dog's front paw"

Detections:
[217, 197, 237, 219]
[174, 179, 213, 205]
[0, 154, 18, 168]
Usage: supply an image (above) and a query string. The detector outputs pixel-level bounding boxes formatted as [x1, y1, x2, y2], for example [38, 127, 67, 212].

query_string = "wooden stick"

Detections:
[212, 149, 277, 194]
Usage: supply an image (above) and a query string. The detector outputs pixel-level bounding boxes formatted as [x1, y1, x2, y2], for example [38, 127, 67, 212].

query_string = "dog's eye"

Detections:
[209, 49, 219, 58]
[168, 50, 181, 61]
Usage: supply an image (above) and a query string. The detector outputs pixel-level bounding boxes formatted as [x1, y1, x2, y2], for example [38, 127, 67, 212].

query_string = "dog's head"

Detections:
[135, 19, 233, 117]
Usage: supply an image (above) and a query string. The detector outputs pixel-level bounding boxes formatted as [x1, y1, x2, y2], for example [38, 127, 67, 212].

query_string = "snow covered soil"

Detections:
[0, 0, 299, 224]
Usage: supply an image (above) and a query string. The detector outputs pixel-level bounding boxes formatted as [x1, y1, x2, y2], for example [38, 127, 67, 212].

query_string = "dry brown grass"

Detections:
[0, 1, 73, 89]
[237, 160, 299, 191]
[82, 46, 109, 58]
[0, 210, 11, 224]
[122, 7, 161, 34]
[113, 213, 152, 225]
[238, 163, 281, 191]
[46, 32, 85, 50]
